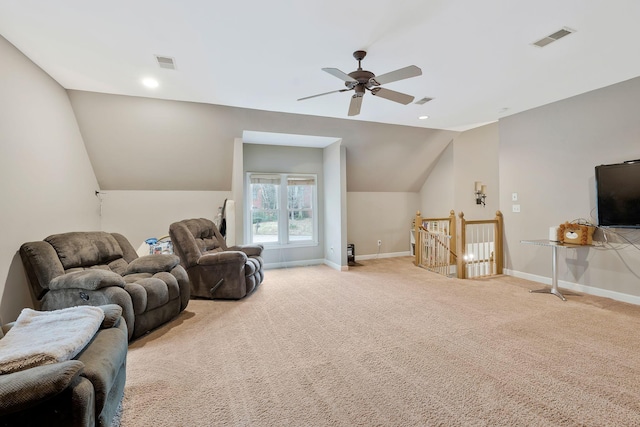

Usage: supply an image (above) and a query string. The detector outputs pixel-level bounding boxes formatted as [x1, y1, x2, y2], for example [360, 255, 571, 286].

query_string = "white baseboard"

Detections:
[324, 259, 348, 271]
[504, 269, 640, 306]
[356, 251, 412, 261]
[264, 259, 325, 270]
[264, 252, 411, 271]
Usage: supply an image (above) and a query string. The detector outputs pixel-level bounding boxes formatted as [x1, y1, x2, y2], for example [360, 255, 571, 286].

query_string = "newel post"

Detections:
[448, 210, 456, 265]
[414, 211, 422, 266]
[457, 212, 466, 279]
[495, 210, 504, 274]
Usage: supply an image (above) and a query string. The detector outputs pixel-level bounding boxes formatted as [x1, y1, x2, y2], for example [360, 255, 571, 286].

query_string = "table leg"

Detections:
[530, 245, 567, 301]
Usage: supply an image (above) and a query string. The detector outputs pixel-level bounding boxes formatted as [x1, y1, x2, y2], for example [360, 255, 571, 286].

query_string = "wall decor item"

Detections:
[557, 222, 595, 245]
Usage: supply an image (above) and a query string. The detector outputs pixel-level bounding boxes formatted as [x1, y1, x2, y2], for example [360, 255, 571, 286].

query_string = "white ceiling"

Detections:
[1, 0, 640, 132]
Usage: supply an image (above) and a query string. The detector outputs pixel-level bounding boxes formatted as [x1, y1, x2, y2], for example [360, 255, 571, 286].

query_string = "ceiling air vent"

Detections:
[155, 55, 176, 70]
[415, 97, 434, 105]
[532, 27, 575, 48]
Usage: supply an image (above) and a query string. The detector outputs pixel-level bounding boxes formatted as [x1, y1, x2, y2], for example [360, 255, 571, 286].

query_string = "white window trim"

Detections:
[245, 172, 318, 248]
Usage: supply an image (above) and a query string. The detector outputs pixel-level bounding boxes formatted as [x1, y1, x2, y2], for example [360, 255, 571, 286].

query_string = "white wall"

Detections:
[323, 140, 347, 269]
[0, 36, 100, 323]
[231, 138, 245, 245]
[99, 190, 230, 248]
[500, 76, 640, 302]
[347, 192, 419, 258]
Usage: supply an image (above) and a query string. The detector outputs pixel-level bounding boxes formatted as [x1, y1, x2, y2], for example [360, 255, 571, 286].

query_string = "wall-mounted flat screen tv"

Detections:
[595, 160, 640, 228]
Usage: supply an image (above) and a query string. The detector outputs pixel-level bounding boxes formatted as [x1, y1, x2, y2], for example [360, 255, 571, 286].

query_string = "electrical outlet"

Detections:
[377, 240, 382, 246]
[512, 204, 521, 213]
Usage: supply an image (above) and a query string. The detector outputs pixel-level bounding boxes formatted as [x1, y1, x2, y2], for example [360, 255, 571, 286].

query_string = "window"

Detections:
[247, 173, 317, 246]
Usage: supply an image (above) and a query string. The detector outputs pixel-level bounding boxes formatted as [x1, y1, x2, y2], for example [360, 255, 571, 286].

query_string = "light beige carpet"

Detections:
[120, 257, 640, 426]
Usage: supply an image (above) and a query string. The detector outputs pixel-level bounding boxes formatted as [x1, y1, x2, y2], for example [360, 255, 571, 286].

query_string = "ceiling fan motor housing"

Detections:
[347, 69, 375, 89]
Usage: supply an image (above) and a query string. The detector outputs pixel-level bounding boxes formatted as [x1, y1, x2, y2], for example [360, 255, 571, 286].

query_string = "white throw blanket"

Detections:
[0, 306, 104, 374]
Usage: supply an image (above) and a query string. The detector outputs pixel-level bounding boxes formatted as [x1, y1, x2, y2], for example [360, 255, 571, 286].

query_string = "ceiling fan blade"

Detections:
[370, 87, 415, 105]
[297, 88, 351, 101]
[369, 65, 422, 86]
[322, 68, 358, 85]
[348, 94, 363, 116]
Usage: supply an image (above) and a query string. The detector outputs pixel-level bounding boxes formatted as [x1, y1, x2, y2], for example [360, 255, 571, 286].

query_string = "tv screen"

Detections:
[595, 161, 640, 228]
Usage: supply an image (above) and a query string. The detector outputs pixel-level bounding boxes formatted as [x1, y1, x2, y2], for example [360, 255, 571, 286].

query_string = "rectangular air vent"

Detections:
[155, 55, 176, 70]
[415, 97, 434, 105]
[533, 27, 575, 48]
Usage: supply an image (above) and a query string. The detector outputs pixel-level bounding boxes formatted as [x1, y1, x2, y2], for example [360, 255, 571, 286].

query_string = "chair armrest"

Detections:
[198, 251, 247, 266]
[98, 304, 123, 329]
[227, 244, 263, 257]
[0, 360, 84, 416]
[124, 254, 180, 275]
[48, 270, 125, 291]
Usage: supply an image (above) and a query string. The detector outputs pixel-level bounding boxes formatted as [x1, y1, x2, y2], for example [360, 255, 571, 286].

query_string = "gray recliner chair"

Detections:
[20, 231, 190, 340]
[0, 304, 127, 427]
[169, 218, 264, 299]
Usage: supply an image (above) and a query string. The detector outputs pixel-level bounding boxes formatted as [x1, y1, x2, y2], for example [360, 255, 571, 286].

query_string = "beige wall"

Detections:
[453, 122, 500, 216]
[420, 122, 499, 220]
[500, 76, 640, 302]
[420, 141, 454, 218]
[347, 192, 419, 258]
[0, 36, 100, 323]
[99, 190, 230, 249]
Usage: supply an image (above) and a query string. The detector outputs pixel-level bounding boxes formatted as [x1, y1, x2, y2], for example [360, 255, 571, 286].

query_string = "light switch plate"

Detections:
[511, 192, 518, 201]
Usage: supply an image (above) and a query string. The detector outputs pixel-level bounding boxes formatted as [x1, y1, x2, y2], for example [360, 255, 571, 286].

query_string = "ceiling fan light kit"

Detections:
[298, 50, 422, 117]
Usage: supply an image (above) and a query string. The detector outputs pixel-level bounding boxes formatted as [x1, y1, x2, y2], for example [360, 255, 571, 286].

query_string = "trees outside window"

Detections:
[247, 173, 317, 246]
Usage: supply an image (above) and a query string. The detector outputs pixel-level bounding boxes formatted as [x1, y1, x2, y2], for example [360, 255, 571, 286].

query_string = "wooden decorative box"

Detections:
[557, 222, 595, 245]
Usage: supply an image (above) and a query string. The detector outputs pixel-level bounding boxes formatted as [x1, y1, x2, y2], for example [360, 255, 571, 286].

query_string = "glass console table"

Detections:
[520, 240, 582, 301]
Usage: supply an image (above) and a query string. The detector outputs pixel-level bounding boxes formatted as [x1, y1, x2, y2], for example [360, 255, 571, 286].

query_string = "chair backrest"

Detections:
[20, 231, 138, 301]
[169, 218, 227, 267]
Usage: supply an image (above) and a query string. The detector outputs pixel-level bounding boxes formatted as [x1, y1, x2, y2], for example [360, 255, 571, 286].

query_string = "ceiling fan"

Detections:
[298, 50, 422, 117]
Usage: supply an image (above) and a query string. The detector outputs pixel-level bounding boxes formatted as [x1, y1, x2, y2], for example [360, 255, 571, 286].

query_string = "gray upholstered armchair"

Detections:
[169, 218, 264, 299]
[0, 304, 127, 427]
[19, 231, 190, 340]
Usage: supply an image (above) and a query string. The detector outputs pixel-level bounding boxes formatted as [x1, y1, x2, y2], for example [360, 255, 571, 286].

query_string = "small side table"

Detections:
[520, 239, 582, 301]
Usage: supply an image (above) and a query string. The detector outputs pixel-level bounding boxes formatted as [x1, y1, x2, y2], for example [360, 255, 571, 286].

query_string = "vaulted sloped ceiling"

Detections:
[4, 1, 640, 131]
[69, 90, 458, 192]
[6, 1, 640, 193]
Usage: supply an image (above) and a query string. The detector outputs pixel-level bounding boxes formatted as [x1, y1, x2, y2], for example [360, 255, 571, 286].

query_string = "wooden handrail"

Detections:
[414, 210, 503, 279]
[457, 211, 503, 279]
[414, 210, 455, 266]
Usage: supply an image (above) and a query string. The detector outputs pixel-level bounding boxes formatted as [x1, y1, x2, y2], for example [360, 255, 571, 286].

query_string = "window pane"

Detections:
[252, 210, 278, 243]
[251, 183, 279, 243]
[288, 210, 313, 241]
[287, 183, 313, 210]
[287, 177, 315, 242]
[252, 183, 279, 210]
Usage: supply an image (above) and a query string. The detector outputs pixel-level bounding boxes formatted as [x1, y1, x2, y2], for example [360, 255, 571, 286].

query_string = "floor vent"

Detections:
[155, 55, 176, 70]
[533, 27, 575, 48]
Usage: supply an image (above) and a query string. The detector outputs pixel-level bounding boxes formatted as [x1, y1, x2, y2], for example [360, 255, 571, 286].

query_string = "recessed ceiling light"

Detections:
[142, 77, 159, 88]
[418, 115, 429, 120]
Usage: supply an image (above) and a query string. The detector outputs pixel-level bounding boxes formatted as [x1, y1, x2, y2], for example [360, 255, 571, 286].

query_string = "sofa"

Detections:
[0, 304, 128, 427]
[20, 231, 190, 340]
[169, 218, 264, 299]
